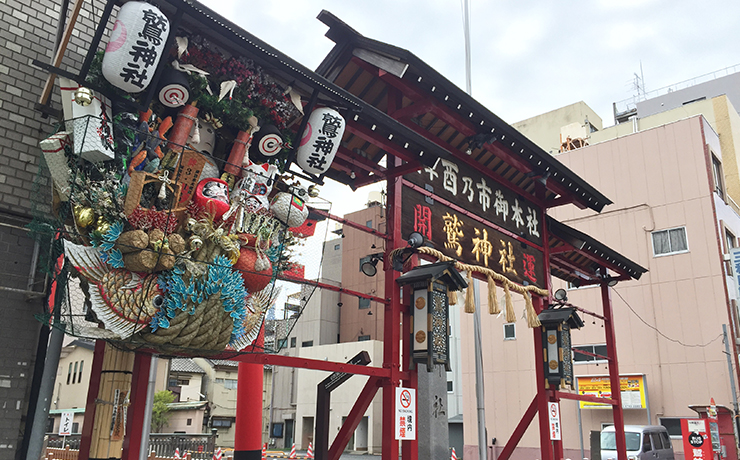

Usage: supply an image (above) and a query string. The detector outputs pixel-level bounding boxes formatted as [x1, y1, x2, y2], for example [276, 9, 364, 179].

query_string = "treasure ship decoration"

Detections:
[36, 1, 336, 355]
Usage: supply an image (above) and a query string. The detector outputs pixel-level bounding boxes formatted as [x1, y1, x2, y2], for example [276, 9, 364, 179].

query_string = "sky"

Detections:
[196, 0, 740, 216]
[193, 0, 740, 311]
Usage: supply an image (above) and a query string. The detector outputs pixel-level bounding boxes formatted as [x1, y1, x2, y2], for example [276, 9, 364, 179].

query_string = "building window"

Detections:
[278, 338, 288, 348]
[78, 361, 83, 383]
[213, 418, 233, 428]
[302, 340, 313, 347]
[573, 344, 608, 363]
[46, 417, 54, 433]
[334, 244, 340, 250]
[215, 378, 238, 390]
[503, 323, 516, 340]
[72, 422, 79, 434]
[290, 337, 296, 348]
[659, 417, 683, 437]
[712, 155, 724, 200]
[366, 219, 373, 229]
[67, 362, 73, 384]
[271, 422, 284, 437]
[358, 335, 370, 341]
[726, 228, 736, 275]
[359, 298, 370, 309]
[651, 227, 688, 256]
[72, 362, 78, 384]
[447, 381, 453, 392]
[187, 418, 192, 426]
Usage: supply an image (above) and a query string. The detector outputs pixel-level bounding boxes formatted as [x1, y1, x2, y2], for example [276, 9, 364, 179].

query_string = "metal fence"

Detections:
[44, 432, 218, 460]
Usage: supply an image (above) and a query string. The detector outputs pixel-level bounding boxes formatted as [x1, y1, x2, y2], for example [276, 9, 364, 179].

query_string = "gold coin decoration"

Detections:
[549, 360, 559, 370]
[415, 330, 426, 343]
[415, 297, 426, 309]
[547, 334, 557, 344]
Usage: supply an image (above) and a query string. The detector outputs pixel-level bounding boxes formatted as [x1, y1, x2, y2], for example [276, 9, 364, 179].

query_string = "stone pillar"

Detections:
[417, 363, 450, 459]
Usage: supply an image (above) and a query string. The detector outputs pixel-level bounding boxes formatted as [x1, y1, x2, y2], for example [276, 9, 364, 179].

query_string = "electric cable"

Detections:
[612, 288, 722, 348]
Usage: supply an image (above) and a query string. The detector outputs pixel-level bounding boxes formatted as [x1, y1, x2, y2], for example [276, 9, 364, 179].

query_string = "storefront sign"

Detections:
[576, 374, 647, 409]
[681, 418, 713, 460]
[395, 387, 416, 440]
[405, 156, 543, 246]
[401, 186, 545, 289]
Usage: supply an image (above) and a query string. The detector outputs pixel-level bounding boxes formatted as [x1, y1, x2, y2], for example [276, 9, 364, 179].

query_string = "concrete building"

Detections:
[467, 72, 740, 458]
[48, 340, 95, 435]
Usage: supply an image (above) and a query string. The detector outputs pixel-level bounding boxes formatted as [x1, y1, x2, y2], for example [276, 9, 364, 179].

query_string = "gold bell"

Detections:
[74, 87, 94, 106]
[308, 185, 320, 198]
[73, 205, 95, 228]
[95, 216, 111, 235]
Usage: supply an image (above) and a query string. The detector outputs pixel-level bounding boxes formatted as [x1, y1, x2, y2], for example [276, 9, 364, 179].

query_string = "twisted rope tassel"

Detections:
[487, 275, 500, 315]
[524, 291, 541, 327]
[504, 282, 516, 323]
[465, 270, 476, 313]
[449, 289, 458, 306]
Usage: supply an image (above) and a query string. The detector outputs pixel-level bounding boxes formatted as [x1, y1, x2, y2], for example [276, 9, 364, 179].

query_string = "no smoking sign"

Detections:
[395, 387, 416, 440]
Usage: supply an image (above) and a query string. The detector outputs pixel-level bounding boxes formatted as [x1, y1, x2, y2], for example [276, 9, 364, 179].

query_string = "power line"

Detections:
[612, 288, 722, 348]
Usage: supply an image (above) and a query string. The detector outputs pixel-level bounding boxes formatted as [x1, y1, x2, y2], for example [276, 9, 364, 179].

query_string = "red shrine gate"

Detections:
[32, 3, 645, 460]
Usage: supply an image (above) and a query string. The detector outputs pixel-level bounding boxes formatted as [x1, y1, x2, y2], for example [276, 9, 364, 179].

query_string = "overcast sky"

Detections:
[199, 0, 740, 216]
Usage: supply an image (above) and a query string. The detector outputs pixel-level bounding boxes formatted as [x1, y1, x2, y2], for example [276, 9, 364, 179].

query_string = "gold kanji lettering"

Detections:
[498, 240, 517, 276]
[442, 213, 464, 257]
[471, 228, 493, 267]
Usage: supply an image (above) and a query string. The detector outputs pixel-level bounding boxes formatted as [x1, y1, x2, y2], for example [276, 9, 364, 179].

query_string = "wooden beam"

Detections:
[38, 0, 85, 105]
[328, 377, 382, 460]
[345, 120, 421, 164]
[336, 146, 387, 177]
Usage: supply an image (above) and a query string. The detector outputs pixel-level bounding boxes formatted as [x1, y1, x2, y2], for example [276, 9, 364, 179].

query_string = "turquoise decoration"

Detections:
[92, 220, 125, 266]
[149, 255, 248, 340]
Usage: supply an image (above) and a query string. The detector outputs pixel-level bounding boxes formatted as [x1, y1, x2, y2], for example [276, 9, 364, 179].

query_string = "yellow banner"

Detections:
[576, 375, 646, 409]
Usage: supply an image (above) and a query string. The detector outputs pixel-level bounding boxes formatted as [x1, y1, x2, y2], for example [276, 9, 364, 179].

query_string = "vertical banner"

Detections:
[59, 411, 73, 436]
[395, 387, 416, 440]
[548, 402, 561, 440]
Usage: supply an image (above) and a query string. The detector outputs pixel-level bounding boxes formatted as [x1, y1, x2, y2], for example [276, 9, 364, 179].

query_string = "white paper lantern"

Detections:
[295, 108, 345, 175]
[102, 1, 170, 93]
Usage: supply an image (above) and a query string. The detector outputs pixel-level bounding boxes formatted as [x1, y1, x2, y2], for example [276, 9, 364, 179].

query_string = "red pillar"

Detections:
[382, 159, 403, 459]
[122, 352, 152, 460]
[235, 330, 265, 460]
[601, 272, 627, 460]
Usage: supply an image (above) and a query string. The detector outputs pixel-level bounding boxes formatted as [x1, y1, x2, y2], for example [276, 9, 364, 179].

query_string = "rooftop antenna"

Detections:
[633, 60, 646, 100]
[462, 0, 472, 95]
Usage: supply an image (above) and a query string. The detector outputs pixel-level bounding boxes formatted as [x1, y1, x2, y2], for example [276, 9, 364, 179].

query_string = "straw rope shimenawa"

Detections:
[390, 247, 546, 328]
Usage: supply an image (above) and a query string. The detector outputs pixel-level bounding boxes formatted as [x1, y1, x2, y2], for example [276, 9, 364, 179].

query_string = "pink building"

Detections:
[461, 115, 740, 459]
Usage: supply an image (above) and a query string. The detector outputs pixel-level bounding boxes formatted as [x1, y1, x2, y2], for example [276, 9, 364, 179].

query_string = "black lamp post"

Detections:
[396, 261, 467, 370]
[538, 305, 584, 390]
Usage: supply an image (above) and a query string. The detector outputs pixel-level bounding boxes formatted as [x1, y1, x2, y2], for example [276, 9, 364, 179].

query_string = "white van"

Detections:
[600, 425, 674, 460]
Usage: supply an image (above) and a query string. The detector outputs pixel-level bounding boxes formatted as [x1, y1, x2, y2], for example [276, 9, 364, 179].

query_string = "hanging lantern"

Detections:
[295, 108, 345, 176]
[102, 1, 170, 93]
[537, 306, 584, 390]
[395, 261, 467, 370]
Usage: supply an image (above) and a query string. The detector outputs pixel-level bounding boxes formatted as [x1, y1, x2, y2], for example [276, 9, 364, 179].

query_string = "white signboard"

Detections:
[395, 387, 416, 440]
[548, 402, 561, 440]
[59, 411, 74, 436]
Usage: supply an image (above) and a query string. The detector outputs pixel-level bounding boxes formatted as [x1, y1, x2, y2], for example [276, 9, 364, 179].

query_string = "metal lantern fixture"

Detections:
[396, 261, 467, 370]
[538, 306, 584, 390]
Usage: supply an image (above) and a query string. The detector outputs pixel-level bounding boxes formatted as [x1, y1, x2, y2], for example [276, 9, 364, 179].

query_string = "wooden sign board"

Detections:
[401, 186, 545, 289]
[405, 156, 543, 246]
